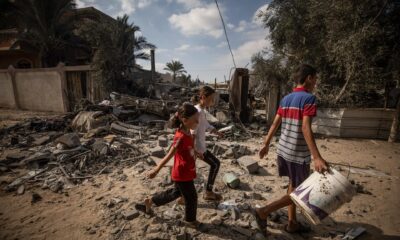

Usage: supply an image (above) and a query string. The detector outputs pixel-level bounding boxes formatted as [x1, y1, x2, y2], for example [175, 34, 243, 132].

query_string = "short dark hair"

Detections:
[168, 102, 198, 128]
[293, 64, 317, 84]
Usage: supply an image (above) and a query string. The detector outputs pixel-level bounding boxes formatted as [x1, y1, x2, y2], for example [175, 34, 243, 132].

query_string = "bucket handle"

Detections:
[328, 161, 352, 179]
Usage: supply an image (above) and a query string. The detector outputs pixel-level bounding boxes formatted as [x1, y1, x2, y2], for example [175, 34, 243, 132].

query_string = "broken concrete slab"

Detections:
[150, 146, 165, 158]
[123, 209, 140, 220]
[5, 169, 47, 191]
[212, 144, 227, 156]
[32, 135, 51, 146]
[19, 152, 52, 167]
[6, 151, 29, 162]
[55, 133, 81, 148]
[234, 145, 252, 158]
[237, 156, 259, 174]
[91, 140, 109, 156]
[158, 136, 168, 148]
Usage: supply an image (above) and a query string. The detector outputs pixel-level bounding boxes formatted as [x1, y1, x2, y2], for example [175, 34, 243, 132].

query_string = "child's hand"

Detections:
[314, 157, 329, 173]
[147, 168, 160, 179]
[259, 145, 269, 159]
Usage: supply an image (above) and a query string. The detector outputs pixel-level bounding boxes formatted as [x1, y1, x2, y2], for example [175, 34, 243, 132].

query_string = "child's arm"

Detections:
[259, 114, 282, 159]
[147, 143, 178, 178]
[302, 116, 328, 173]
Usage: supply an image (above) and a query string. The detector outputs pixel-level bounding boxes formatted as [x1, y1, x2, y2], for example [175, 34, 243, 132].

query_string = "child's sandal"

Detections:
[203, 192, 222, 201]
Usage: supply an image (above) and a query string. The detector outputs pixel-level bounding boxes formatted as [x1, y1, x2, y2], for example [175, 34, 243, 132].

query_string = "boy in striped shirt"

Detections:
[253, 64, 328, 235]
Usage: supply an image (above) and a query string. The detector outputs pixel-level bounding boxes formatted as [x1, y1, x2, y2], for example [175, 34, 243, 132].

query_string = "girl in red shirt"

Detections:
[135, 103, 201, 227]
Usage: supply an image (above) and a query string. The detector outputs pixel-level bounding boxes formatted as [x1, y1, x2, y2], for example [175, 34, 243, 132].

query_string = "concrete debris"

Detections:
[158, 136, 168, 148]
[123, 209, 140, 220]
[237, 156, 259, 174]
[55, 133, 81, 148]
[31, 192, 42, 204]
[150, 146, 165, 158]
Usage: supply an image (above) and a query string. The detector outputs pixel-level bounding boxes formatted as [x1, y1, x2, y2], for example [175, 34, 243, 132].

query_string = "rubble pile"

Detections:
[0, 92, 290, 239]
[0, 93, 267, 194]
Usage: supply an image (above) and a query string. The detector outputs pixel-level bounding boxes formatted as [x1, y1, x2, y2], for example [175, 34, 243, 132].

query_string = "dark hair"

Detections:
[168, 102, 198, 128]
[191, 86, 216, 104]
[292, 64, 317, 84]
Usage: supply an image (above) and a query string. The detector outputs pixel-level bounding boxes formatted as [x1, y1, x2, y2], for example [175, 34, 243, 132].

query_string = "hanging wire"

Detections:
[214, 0, 236, 69]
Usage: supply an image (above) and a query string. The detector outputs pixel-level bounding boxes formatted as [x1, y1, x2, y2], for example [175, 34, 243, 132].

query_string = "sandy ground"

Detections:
[0, 111, 399, 240]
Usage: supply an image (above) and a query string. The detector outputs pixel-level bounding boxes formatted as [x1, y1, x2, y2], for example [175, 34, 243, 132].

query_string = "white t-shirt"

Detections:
[191, 104, 215, 154]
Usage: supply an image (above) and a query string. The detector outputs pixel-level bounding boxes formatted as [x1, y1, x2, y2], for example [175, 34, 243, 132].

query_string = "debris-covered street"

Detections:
[0, 104, 399, 240]
[1, 0, 400, 239]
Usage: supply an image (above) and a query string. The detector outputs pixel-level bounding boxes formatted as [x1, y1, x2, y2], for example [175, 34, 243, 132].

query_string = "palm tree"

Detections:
[164, 60, 187, 83]
[180, 74, 191, 86]
[78, 14, 155, 91]
[10, 0, 83, 67]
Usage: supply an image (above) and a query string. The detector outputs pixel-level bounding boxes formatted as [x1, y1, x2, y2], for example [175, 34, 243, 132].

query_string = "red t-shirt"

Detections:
[171, 129, 196, 182]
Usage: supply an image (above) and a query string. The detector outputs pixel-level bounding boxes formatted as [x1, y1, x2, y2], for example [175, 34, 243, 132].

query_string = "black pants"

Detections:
[152, 180, 197, 222]
[203, 150, 221, 192]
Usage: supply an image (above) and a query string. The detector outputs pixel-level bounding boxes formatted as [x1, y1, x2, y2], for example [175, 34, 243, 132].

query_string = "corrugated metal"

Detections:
[312, 108, 397, 139]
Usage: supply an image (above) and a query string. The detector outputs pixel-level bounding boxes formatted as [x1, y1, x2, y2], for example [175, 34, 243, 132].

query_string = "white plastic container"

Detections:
[290, 168, 356, 224]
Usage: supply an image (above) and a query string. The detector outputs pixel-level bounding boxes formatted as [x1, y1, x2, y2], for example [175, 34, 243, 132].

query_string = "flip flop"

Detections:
[251, 208, 267, 235]
[284, 223, 311, 234]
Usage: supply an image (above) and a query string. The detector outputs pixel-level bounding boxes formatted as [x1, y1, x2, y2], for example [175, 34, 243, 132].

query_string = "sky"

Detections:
[75, 0, 272, 83]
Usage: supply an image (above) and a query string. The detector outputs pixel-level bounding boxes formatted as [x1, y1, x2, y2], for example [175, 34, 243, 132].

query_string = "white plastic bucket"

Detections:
[290, 168, 356, 224]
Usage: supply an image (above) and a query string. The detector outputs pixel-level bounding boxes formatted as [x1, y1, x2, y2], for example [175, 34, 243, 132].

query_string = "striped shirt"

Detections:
[276, 87, 317, 164]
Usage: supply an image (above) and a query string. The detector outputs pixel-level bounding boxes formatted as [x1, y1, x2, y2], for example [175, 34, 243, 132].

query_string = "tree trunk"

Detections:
[388, 97, 400, 142]
[335, 74, 351, 103]
[335, 63, 354, 104]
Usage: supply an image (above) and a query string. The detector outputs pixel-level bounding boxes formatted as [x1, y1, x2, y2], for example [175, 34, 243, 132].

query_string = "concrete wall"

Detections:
[312, 108, 397, 140]
[15, 71, 66, 112]
[0, 65, 68, 112]
[0, 72, 16, 108]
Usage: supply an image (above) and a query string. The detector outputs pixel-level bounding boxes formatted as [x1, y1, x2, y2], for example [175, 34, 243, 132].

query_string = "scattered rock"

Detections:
[211, 216, 223, 225]
[232, 226, 253, 237]
[158, 136, 168, 148]
[237, 156, 259, 174]
[55, 133, 81, 148]
[174, 232, 190, 240]
[32, 135, 51, 146]
[212, 144, 227, 156]
[163, 209, 181, 219]
[123, 209, 140, 220]
[146, 233, 170, 240]
[230, 207, 240, 221]
[150, 146, 165, 158]
[31, 192, 42, 204]
[17, 185, 25, 195]
[92, 140, 109, 155]
[253, 184, 272, 193]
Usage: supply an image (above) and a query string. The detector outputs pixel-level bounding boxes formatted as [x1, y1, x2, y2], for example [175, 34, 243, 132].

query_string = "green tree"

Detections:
[258, 0, 400, 107]
[164, 60, 187, 83]
[10, 0, 84, 67]
[78, 14, 155, 92]
[180, 74, 192, 87]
